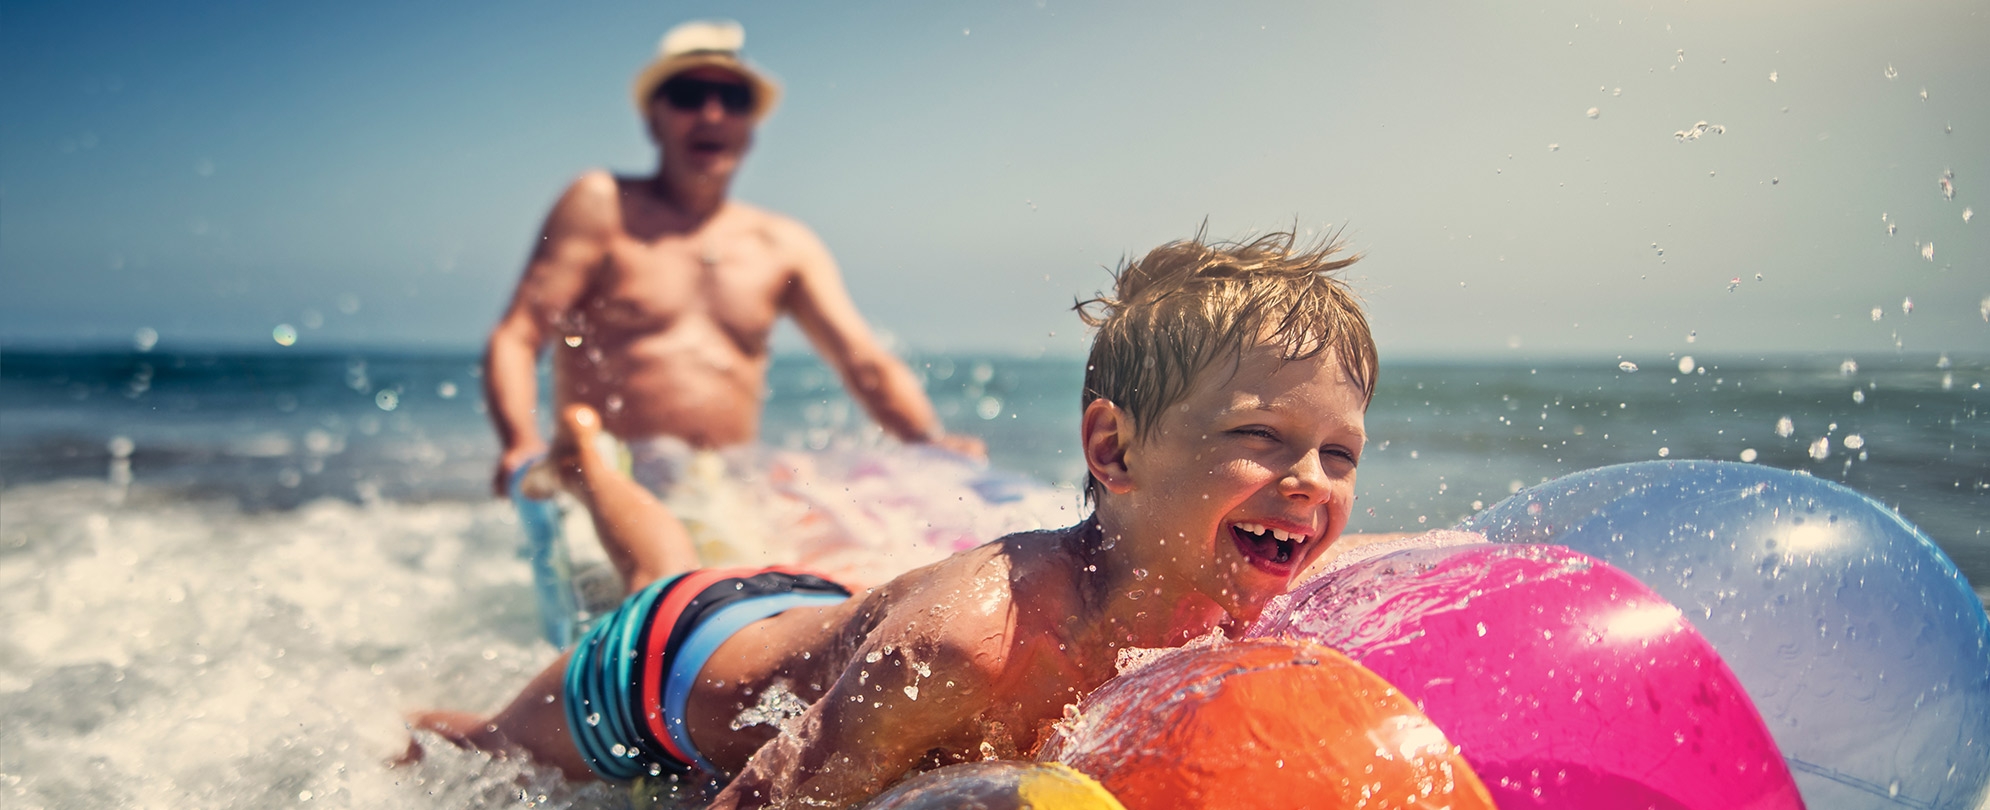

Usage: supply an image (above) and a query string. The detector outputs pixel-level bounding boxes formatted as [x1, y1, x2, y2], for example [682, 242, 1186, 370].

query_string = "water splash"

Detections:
[1673, 121, 1726, 142]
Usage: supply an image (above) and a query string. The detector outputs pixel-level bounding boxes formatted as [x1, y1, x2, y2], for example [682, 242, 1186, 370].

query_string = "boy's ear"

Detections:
[1080, 399, 1137, 494]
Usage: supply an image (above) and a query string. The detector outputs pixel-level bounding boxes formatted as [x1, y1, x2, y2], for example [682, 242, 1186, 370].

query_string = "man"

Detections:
[484, 19, 980, 500]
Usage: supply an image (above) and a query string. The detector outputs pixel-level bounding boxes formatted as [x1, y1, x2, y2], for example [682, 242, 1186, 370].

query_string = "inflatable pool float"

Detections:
[1026, 462, 1988, 810]
[1466, 462, 1990, 809]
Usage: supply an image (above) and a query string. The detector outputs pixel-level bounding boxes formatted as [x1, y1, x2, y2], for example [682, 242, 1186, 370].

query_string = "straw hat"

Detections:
[630, 20, 782, 121]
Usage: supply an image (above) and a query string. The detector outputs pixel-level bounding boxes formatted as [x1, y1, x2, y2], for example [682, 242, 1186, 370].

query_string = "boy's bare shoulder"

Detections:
[866, 529, 1073, 675]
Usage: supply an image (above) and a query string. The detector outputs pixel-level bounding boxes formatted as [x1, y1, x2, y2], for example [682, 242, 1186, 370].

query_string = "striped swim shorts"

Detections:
[561, 567, 850, 780]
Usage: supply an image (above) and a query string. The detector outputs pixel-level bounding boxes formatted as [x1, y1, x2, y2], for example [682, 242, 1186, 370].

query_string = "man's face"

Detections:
[1112, 343, 1366, 624]
[647, 66, 756, 177]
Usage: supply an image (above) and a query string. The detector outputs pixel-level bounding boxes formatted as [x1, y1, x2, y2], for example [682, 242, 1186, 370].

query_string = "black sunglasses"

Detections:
[657, 77, 754, 115]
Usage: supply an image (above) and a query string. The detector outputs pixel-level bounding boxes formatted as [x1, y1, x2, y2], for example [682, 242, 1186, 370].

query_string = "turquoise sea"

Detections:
[1, 348, 1985, 808]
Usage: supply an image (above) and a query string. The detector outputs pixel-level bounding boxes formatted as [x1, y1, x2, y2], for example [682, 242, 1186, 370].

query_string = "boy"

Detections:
[408, 231, 1377, 808]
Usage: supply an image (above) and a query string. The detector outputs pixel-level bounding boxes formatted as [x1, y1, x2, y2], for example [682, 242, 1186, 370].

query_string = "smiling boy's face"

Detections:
[1103, 342, 1366, 622]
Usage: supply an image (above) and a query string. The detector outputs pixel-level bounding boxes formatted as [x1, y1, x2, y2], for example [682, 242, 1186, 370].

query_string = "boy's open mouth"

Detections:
[1231, 521, 1310, 572]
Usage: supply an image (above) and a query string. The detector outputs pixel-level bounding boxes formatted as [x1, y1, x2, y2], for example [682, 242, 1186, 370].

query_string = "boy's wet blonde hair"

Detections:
[1075, 230, 1377, 503]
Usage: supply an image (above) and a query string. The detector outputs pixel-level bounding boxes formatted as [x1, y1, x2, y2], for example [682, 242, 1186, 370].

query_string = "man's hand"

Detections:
[493, 441, 549, 498]
[926, 432, 987, 462]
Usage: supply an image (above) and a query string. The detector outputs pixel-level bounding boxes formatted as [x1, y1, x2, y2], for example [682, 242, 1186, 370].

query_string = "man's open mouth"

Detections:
[1231, 521, 1310, 571]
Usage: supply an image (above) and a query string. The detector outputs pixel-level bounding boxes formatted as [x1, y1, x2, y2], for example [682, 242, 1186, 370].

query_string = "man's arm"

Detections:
[483, 173, 615, 496]
[777, 220, 986, 460]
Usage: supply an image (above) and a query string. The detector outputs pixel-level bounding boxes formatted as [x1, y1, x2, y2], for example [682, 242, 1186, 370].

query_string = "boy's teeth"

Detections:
[1236, 522, 1311, 544]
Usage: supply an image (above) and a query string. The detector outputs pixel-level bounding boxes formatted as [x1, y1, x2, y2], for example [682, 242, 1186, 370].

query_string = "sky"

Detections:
[2, 0, 1985, 359]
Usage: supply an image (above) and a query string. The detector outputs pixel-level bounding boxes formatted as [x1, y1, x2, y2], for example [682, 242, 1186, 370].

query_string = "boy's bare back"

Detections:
[705, 528, 1122, 805]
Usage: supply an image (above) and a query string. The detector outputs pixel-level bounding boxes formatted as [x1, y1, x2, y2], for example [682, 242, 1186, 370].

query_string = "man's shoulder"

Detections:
[547, 170, 625, 226]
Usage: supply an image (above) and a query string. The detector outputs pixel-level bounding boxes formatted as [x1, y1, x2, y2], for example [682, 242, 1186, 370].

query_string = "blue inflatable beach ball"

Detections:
[1463, 461, 1990, 810]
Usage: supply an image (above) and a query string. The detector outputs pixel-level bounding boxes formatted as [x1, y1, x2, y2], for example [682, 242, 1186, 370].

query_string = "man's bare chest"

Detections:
[582, 241, 791, 333]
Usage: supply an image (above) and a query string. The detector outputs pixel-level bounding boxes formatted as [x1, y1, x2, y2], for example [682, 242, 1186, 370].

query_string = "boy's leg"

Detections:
[551, 405, 701, 592]
[406, 652, 597, 781]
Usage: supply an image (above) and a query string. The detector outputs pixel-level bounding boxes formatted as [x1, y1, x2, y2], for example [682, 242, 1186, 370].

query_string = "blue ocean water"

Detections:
[1, 348, 1985, 809]
[3, 349, 1985, 584]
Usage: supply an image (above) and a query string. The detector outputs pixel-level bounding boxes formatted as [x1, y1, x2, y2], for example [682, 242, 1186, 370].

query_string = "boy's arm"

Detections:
[710, 625, 998, 809]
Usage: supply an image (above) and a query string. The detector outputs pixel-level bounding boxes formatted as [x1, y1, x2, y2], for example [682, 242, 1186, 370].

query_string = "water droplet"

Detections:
[133, 327, 159, 352]
[1768, 71, 1778, 82]
[1920, 87, 1929, 101]
[1902, 298, 1914, 315]
[586, 712, 601, 726]
[1586, 107, 1600, 119]
[1808, 437, 1831, 460]
[375, 390, 399, 411]
[1548, 143, 1560, 151]
[975, 396, 1002, 420]
[1965, 207, 1974, 222]
[903, 685, 919, 700]
[299, 790, 313, 802]
[1677, 356, 1695, 374]
[1618, 361, 1639, 372]
[1776, 416, 1795, 438]
[272, 324, 298, 347]
[563, 335, 583, 347]
[1852, 390, 1866, 404]
[1844, 434, 1865, 450]
[1884, 63, 1898, 80]
[1937, 354, 1952, 370]
[1871, 307, 1884, 322]
[1839, 359, 1858, 376]
[1921, 242, 1934, 261]
[1939, 173, 1955, 201]
[1740, 448, 1758, 462]
[437, 381, 458, 399]
[1658, 447, 1670, 458]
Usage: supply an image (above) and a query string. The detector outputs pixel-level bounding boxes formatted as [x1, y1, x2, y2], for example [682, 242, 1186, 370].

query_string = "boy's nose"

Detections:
[1279, 450, 1332, 502]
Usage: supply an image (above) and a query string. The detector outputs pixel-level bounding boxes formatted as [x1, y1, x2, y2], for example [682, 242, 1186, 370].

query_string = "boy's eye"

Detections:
[1232, 427, 1277, 440]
